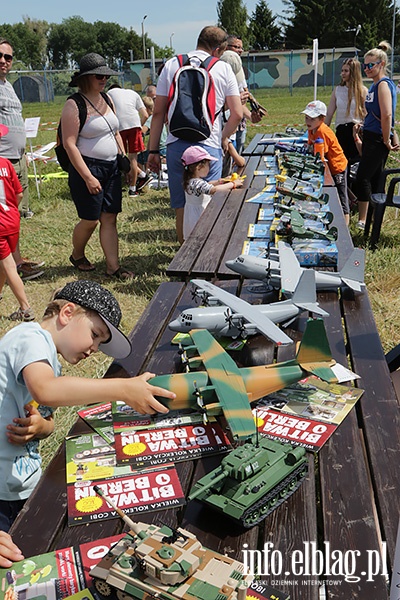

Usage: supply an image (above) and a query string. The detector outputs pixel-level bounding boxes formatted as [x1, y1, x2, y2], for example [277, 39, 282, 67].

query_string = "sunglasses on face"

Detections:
[228, 44, 243, 50]
[363, 61, 381, 70]
[94, 74, 110, 80]
[0, 52, 13, 62]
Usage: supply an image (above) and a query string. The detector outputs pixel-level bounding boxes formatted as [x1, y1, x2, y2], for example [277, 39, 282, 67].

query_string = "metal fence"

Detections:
[9, 51, 400, 102]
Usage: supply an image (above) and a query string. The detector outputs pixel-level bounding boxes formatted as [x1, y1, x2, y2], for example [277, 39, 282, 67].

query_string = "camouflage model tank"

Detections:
[188, 436, 308, 528]
[90, 520, 252, 600]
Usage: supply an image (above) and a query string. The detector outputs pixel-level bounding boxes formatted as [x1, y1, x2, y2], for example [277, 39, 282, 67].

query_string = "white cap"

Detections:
[301, 100, 327, 118]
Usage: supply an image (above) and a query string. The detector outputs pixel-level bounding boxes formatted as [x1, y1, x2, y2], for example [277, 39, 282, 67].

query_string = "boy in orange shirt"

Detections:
[302, 100, 349, 225]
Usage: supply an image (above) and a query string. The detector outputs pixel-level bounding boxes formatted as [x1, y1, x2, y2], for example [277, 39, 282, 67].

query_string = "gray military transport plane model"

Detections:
[226, 241, 365, 293]
[168, 274, 328, 343]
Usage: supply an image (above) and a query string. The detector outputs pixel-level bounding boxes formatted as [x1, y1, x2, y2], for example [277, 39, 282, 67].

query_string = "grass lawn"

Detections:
[2, 87, 400, 466]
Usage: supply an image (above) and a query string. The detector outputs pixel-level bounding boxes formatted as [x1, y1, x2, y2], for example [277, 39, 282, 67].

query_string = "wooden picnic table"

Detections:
[9, 139, 400, 599]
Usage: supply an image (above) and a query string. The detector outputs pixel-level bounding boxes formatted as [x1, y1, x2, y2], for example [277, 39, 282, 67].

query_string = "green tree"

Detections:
[248, 0, 282, 50]
[0, 19, 49, 68]
[217, 0, 248, 45]
[47, 17, 99, 68]
[282, 0, 399, 51]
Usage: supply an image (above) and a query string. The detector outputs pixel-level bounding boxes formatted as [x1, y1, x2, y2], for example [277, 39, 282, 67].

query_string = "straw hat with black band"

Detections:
[69, 53, 119, 87]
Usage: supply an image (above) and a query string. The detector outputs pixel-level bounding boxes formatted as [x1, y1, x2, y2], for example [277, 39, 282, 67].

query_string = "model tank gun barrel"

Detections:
[188, 469, 228, 501]
[93, 485, 141, 534]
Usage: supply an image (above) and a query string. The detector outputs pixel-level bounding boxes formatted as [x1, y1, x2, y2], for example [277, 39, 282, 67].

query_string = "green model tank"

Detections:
[188, 436, 308, 528]
[90, 520, 252, 600]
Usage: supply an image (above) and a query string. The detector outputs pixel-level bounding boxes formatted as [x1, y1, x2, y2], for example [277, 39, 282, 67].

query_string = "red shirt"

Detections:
[308, 122, 348, 175]
[0, 157, 23, 235]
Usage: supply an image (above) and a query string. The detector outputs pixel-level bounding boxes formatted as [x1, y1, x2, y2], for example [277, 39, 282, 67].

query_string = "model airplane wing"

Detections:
[191, 279, 292, 345]
[189, 329, 256, 440]
[277, 241, 302, 294]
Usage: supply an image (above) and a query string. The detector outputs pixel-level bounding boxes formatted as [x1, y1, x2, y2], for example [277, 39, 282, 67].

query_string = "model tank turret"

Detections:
[90, 490, 252, 600]
[188, 436, 308, 528]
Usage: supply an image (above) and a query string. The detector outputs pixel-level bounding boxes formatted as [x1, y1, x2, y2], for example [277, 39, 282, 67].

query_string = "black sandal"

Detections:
[107, 267, 135, 280]
[69, 255, 95, 271]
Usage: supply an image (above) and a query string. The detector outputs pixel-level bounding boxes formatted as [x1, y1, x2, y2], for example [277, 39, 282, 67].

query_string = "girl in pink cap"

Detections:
[181, 145, 243, 240]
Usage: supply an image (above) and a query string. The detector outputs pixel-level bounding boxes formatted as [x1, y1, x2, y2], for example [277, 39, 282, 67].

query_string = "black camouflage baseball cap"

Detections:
[54, 280, 131, 359]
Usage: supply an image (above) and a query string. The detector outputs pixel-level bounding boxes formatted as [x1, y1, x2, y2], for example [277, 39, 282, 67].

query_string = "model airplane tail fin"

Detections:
[340, 249, 365, 291]
[296, 318, 337, 382]
[278, 241, 302, 294]
[291, 270, 329, 317]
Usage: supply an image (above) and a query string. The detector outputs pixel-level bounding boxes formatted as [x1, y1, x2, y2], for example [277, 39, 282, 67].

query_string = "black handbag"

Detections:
[117, 153, 131, 173]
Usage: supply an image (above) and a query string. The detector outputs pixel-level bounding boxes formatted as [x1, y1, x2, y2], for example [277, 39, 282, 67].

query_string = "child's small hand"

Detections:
[127, 372, 175, 414]
[0, 531, 24, 568]
[6, 404, 54, 445]
[234, 178, 244, 188]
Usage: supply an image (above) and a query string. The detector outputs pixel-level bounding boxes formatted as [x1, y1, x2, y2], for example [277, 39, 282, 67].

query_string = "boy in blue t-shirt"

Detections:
[0, 279, 175, 552]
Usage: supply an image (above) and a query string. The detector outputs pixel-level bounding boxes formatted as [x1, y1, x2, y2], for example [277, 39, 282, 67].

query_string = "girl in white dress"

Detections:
[181, 146, 243, 240]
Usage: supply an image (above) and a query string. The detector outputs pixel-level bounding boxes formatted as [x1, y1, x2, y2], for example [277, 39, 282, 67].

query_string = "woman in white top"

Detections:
[61, 53, 134, 279]
[326, 57, 367, 162]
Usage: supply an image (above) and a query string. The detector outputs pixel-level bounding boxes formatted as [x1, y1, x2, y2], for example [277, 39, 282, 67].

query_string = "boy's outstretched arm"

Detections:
[0, 531, 24, 567]
[22, 362, 175, 414]
[6, 403, 54, 445]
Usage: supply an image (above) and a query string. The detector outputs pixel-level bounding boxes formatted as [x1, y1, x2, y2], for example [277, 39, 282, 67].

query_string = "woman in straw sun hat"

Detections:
[60, 53, 134, 280]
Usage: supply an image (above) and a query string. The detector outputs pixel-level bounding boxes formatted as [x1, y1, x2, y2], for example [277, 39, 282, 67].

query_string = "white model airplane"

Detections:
[226, 242, 365, 293]
[26, 142, 57, 165]
[168, 274, 328, 344]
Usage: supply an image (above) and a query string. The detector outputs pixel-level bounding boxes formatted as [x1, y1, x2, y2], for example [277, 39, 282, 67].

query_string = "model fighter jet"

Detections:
[226, 242, 365, 293]
[168, 276, 328, 342]
[151, 319, 337, 442]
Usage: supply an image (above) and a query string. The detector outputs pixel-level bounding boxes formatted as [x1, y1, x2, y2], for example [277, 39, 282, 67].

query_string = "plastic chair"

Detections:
[364, 168, 400, 249]
[386, 343, 400, 402]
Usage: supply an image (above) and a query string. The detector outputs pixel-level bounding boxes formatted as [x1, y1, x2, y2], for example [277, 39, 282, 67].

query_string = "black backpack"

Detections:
[55, 92, 113, 171]
[167, 54, 219, 142]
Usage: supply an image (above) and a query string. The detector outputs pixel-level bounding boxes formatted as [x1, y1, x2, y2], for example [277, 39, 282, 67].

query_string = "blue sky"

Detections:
[5, 0, 285, 55]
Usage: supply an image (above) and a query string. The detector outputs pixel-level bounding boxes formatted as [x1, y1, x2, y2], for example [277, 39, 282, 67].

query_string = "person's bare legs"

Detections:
[129, 153, 138, 189]
[12, 242, 23, 266]
[0, 254, 31, 310]
[358, 201, 368, 224]
[99, 212, 120, 274]
[71, 219, 98, 267]
[176, 207, 184, 245]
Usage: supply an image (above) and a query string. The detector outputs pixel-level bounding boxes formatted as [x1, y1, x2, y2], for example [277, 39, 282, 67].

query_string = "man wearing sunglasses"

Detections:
[223, 35, 265, 155]
[0, 39, 44, 280]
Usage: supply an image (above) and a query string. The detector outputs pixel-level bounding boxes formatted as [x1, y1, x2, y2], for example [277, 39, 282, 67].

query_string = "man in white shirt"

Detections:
[0, 39, 44, 280]
[147, 26, 242, 244]
[107, 85, 149, 196]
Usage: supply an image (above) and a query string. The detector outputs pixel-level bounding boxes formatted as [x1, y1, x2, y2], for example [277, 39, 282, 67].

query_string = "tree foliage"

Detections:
[0, 17, 171, 71]
[217, 0, 248, 45]
[282, 0, 400, 52]
[248, 0, 282, 50]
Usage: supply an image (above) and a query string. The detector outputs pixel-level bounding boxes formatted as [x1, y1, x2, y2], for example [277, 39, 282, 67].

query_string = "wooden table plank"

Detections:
[342, 287, 400, 567]
[166, 192, 231, 279]
[318, 290, 389, 598]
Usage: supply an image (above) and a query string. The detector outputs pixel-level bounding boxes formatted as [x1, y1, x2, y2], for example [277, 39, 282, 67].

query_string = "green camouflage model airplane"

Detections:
[151, 319, 337, 442]
[276, 211, 338, 242]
